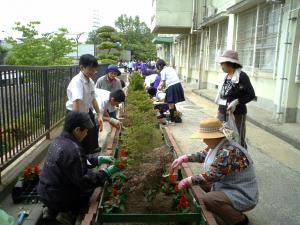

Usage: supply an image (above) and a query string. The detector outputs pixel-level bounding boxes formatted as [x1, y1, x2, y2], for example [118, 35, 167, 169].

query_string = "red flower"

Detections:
[169, 174, 175, 183]
[23, 169, 29, 177]
[178, 192, 189, 209]
[27, 165, 32, 174]
[118, 161, 126, 170]
[119, 149, 126, 158]
[34, 164, 39, 175]
[174, 184, 179, 192]
[112, 187, 119, 196]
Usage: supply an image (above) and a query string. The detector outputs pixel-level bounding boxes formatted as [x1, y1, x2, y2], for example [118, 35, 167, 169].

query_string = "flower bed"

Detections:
[82, 72, 218, 225]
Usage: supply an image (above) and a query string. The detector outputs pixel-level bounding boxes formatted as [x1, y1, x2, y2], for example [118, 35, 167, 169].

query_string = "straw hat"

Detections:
[191, 118, 225, 139]
[218, 50, 242, 66]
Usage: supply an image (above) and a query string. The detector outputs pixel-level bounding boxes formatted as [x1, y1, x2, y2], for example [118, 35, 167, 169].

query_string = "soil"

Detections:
[122, 145, 176, 213]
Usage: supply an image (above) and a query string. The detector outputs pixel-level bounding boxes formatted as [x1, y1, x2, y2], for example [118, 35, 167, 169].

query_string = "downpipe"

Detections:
[276, 2, 293, 123]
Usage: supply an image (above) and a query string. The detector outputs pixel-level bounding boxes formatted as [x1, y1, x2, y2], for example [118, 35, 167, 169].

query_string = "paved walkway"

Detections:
[168, 88, 300, 225]
[192, 86, 300, 151]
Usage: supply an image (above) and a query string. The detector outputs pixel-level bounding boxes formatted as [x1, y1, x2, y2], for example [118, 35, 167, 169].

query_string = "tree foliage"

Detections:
[96, 26, 122, 64]
[4, 21, 75, 65]
[115, 15, 156, 60]
[86, 30, 101, 45]
[0, 45, 8, 64]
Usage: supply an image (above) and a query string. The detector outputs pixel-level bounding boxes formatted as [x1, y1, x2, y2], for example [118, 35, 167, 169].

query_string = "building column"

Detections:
[227, 14, 236, 50]
[186, 35, 192, 83]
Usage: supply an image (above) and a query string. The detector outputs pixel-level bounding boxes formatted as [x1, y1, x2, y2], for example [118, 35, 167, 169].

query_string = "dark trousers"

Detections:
[218, 112, 247, 149]
[41, 188, 94, 215]
[82, 110, 99, 153]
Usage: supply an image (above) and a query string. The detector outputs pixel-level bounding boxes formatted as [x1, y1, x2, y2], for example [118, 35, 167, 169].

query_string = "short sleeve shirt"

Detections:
[95, 88, 115, 114]
[160, 66, 180, 88]
[66, 72, 95, 112]
[95, 75, 122, 92]
[144, 74, 158, 88]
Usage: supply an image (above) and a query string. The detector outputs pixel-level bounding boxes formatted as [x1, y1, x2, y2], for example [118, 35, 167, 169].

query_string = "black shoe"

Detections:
[235, 214, 249, 225]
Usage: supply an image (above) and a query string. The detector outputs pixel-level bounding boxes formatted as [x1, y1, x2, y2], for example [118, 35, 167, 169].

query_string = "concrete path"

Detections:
[169, 89, 300, 225]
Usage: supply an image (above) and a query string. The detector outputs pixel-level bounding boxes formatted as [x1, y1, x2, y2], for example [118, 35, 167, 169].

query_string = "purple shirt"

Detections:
[153, 74, 161, 89]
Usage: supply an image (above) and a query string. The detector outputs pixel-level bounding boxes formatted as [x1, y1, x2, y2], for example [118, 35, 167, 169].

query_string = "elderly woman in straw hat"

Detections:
[170, 118, 258, 225]
[215, 50, 255, 149]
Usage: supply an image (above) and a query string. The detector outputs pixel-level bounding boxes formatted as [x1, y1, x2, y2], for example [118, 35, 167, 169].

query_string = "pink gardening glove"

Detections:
[171, 155, 188, 171]
[178, 176, 193, 189]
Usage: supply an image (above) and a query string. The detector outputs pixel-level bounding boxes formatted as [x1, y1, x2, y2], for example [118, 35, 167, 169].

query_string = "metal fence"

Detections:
[0, 63, 109, 181]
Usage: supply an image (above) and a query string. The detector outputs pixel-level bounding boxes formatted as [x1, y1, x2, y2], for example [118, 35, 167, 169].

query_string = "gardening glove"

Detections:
[171, 155, 189, 171]
[109, 118, 121, 129]
[101, 165, 119, 177]
[227, 99, 239, 113]
[97, 156, 115, 166]
[178, 176, 193, 190]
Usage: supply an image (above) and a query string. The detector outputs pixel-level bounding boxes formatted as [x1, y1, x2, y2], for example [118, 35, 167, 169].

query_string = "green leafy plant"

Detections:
[127, 72, 145, 92]
[102, 173, 128, 213]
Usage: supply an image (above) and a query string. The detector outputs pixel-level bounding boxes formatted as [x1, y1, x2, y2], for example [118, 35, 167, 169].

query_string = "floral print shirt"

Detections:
[188, 140, 249, 185]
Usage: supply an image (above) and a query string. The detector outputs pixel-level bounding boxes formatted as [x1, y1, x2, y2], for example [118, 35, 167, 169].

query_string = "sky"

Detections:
[0, 0, 153, 41]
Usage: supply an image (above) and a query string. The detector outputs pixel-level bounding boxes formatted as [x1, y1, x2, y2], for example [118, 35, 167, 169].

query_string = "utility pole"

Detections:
[75, 32, 84, 60]
[67, 32, 85, 60]
[92, 9, 100, 56]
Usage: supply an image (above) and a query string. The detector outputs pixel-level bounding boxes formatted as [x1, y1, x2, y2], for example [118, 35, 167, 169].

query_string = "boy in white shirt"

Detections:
[66, 54, 102, 153]
[95, 89, 125, 129]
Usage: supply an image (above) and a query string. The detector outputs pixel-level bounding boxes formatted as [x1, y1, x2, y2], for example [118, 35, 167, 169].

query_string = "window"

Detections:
[218, 20, 228, 58]
[255, 4, 280, 71]
[208, 24, 218, 69]
[208, 19, 228, 70]
[236, 8, 257, 71]
[236, 4, 280, 72]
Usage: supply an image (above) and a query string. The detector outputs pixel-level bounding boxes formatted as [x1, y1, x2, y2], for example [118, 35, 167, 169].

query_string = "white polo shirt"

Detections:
[160, 66, 180, 88]
[95, 88, 115, 114]
[66, 72, 96, 112]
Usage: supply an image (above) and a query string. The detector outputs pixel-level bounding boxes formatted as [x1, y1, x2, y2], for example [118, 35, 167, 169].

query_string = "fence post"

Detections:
[43, 69, 50, 139]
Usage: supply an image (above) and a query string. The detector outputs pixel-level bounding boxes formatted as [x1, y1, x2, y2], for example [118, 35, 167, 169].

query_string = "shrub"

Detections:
[100, 58, 118, 64]
[121, 71, 162, 166]
[128, 72, 144, 92]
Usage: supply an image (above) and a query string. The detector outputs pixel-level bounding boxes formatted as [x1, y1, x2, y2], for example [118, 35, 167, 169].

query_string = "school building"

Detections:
[151, 0, 300, 123]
